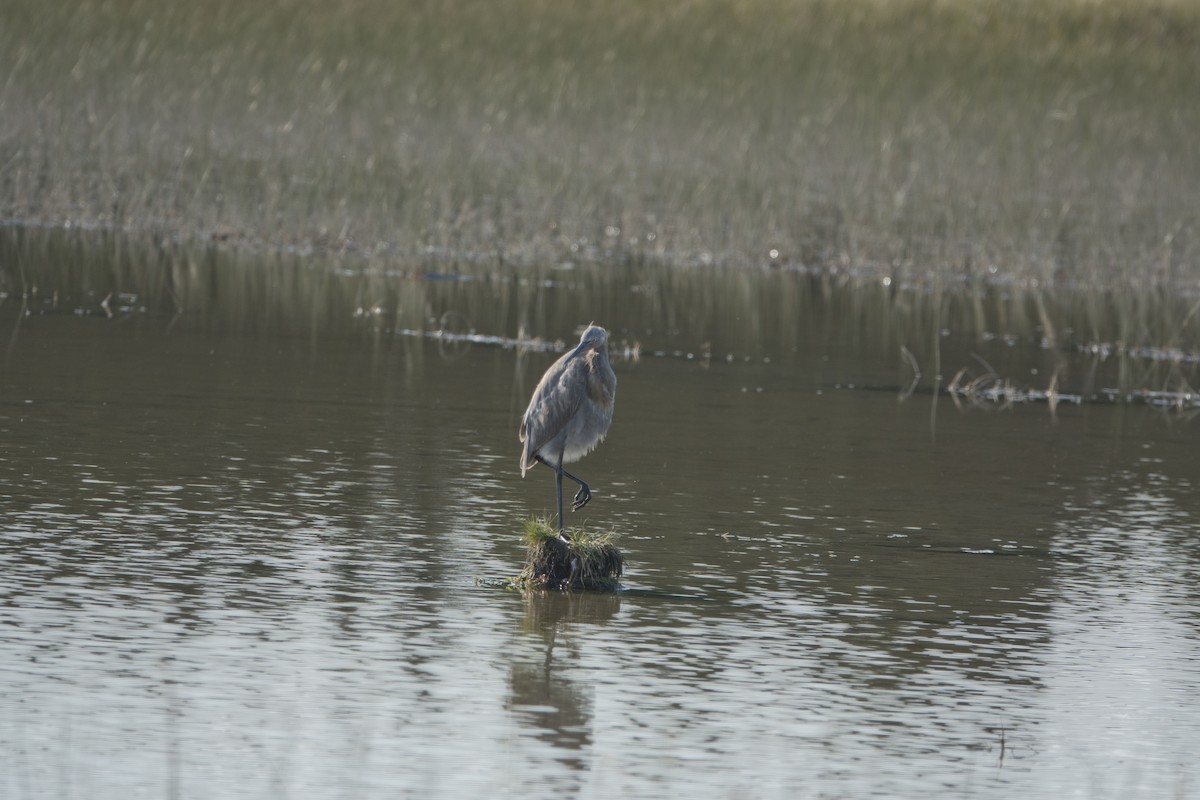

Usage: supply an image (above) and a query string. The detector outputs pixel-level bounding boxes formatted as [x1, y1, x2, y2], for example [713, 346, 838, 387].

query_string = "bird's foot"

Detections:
[571, 485, 592, 511]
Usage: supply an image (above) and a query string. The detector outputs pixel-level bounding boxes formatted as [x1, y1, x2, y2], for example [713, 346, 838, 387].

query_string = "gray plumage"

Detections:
[519, 324, 617, 534]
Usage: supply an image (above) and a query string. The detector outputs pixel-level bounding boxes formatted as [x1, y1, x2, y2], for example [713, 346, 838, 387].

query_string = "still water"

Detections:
[2, 235, 1199, 798]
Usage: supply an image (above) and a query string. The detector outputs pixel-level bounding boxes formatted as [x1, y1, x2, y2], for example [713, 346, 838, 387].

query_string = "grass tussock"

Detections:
[517, 518, 624, 592]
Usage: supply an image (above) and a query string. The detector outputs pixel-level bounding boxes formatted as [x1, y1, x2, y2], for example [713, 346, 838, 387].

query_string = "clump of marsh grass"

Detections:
[517, 517, 624, 592]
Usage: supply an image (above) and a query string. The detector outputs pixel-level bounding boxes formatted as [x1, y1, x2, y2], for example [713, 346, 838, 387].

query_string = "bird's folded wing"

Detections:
[519, 358, 586, 467]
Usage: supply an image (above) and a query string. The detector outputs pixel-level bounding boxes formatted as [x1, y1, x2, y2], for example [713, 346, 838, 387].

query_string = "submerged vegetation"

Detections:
[2, 225, 1198, 413]
[1, 0, 1199, 287]
[517, 518, 624, 592]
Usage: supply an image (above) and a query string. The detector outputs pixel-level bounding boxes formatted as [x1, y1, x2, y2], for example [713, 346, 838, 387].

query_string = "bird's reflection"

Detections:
[505, 590, 621, 771]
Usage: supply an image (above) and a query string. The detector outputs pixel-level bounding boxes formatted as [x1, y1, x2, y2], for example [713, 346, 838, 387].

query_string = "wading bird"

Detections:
[519, 324, 617, 537]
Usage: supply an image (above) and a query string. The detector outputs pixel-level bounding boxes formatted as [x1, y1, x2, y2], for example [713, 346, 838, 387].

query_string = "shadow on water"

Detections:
[505, 591, 621, 776]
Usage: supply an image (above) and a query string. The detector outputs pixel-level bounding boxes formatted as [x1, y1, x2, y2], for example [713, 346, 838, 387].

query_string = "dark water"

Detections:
[2, 232, 1200, 798]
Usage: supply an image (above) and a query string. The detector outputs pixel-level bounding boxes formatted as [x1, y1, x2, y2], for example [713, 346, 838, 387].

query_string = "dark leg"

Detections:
[532, 454, 568, 536]
[554, 462, 565, 533]
[561, 467, 592, 511]
[535, 456, 592, 515]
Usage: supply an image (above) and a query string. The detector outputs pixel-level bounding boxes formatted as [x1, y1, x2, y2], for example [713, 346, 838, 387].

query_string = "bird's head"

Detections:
[577, 323, 609, 351]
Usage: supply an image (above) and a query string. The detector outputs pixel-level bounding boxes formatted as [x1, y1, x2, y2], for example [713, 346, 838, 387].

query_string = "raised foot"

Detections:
[572, 484, 592, 511]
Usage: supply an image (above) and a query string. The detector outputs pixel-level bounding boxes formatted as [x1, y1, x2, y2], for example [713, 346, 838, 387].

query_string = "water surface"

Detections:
[2, 238, 1199, 798]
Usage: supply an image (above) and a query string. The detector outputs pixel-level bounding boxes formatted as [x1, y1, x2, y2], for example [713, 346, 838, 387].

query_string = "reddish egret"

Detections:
[519, 324, 617, 536]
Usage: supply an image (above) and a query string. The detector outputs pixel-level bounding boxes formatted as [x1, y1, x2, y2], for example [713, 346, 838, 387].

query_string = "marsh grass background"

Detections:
[3, 0, 1199, 286]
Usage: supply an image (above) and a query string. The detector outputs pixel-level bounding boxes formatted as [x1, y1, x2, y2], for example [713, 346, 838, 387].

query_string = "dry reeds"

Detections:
[2, 0, 1198, 287]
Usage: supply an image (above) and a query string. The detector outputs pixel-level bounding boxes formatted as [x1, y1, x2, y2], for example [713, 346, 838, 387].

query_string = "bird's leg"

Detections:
[534, 455, 578, 541]
[535, 455, 571, 544]
[554, 462, 565, 535]
[559, 467, 592, 511]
